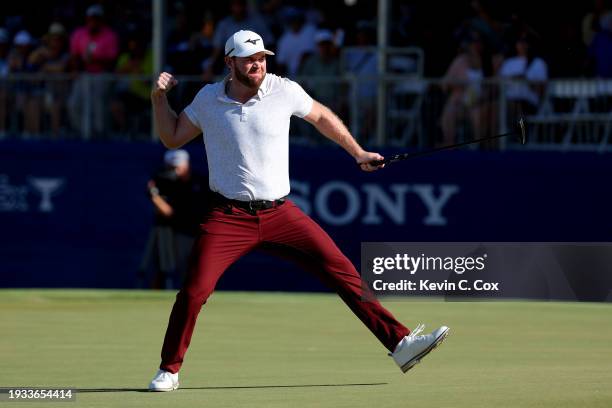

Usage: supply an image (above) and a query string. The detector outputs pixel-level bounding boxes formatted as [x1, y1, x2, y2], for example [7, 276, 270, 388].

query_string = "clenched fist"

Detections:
[152, 72, 178, 98]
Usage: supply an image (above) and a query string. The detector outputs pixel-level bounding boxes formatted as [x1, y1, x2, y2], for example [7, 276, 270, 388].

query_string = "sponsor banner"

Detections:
[361, 242, 612, 301]
[1, 140, 611, 294]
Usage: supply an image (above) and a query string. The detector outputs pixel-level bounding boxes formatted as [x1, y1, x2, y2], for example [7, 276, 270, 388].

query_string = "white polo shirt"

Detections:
[183, 73, 313, 201]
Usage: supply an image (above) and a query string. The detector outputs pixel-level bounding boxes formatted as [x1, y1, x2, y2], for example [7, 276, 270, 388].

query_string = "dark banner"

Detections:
[361, 242, 612, 301]
[1, 139, 611, 294]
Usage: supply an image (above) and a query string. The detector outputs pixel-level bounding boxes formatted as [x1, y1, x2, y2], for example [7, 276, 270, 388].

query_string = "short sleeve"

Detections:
[183, 90, 205, 130]
[285, 79, 313, 118]
[183, 105, 201, 130]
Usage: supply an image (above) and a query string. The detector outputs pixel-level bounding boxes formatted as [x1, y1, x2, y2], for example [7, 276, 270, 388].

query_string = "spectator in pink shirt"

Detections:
[69, 4, 119, 73]
[67, 4, 119, 138]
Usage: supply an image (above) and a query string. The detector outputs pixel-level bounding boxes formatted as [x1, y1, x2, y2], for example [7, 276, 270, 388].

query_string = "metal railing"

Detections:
[0, 73, 610, 152]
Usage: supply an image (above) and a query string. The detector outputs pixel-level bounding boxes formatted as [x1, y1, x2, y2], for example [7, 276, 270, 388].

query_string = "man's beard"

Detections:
[234, 65, 265, 89]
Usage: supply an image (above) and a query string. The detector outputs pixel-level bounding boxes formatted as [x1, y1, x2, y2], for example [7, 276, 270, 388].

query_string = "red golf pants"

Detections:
[159, 199, 409, 373]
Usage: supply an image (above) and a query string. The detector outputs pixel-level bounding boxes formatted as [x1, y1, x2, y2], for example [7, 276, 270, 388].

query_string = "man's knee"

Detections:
[176, 287, 213, 307]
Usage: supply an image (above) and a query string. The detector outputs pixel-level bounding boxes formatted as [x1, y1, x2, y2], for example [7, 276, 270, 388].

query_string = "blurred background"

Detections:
[1, 0, 611, 298]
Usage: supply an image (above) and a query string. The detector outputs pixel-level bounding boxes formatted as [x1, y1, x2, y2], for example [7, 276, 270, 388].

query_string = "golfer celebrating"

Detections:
[148, 30, 449, 391]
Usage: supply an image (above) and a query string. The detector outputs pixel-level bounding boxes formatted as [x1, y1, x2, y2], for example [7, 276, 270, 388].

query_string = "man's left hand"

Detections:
[356, 151, 385, 172]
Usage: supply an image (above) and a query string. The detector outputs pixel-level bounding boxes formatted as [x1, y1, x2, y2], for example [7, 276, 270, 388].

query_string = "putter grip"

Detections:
[369, 159, 385, 166]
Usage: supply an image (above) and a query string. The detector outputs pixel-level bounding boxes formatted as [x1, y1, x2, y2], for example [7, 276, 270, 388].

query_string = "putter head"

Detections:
[517, 117, 527, 145]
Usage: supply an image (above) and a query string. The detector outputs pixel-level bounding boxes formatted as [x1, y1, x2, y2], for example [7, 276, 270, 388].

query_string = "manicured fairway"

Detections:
[1, 290, 611, 408]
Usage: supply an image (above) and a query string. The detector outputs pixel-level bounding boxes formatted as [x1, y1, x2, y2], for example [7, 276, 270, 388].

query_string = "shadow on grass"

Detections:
[76, 383, 388, 393]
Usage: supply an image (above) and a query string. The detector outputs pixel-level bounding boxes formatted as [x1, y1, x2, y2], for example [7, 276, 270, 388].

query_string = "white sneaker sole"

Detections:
[401, 327, 450, 373]
[149, 383, 179, 392]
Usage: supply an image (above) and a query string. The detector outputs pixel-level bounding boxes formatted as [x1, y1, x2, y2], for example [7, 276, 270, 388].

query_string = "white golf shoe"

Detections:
[390, 324, 450, 373]
[148, 369, 179, 392]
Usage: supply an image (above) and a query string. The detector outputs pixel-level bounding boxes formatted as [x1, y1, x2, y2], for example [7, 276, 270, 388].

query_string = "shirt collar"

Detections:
[257, 74, 270, 98]
[216, 74, 270, 103]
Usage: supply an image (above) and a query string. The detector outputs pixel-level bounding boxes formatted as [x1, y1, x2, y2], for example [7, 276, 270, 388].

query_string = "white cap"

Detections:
[14, 30, 32, 46]
[164, 149, 189, 167]
[224, 30, 274, 58]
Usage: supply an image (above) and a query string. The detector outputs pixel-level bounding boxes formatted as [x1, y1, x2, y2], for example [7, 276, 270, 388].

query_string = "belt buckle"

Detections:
[247, 200, 276, 213]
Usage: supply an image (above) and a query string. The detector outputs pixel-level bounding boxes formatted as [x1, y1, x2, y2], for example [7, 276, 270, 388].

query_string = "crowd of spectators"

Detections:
[0, 0, 610, 142]
[0, 2, 153, 138]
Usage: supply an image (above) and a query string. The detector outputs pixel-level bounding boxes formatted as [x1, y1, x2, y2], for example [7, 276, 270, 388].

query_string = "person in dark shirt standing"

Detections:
[138, 149, 207, 289]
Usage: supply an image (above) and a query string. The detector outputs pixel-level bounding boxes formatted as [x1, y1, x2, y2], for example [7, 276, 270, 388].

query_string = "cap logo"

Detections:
[244, 38, 260, 45]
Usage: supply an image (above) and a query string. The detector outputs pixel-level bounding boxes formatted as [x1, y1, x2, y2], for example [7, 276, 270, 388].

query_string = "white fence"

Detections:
[0, 73, 610, 151]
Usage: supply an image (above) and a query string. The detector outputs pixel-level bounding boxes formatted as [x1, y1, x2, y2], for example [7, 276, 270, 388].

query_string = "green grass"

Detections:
[1, 290, 611, 408]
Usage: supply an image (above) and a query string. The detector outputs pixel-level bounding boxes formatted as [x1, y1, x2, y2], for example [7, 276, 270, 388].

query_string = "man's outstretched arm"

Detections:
[304, 100, 384, 172]
[151, 72, 201, 149]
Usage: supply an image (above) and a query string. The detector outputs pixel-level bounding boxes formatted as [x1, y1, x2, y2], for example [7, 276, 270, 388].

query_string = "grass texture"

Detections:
[1, 290, 611, 408]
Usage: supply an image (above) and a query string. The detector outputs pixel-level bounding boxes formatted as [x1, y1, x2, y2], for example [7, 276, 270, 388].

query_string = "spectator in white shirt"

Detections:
[499, 34, 548, 119]
[276, 8, 316, 77]
[203, 0, 274, 80]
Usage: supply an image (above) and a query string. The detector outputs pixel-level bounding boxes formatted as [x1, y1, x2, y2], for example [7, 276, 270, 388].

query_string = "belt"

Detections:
[211, 192, 286, 213]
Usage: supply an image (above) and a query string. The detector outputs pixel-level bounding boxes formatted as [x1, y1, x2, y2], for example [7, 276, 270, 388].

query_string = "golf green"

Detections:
[1, 290, 611, 408]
